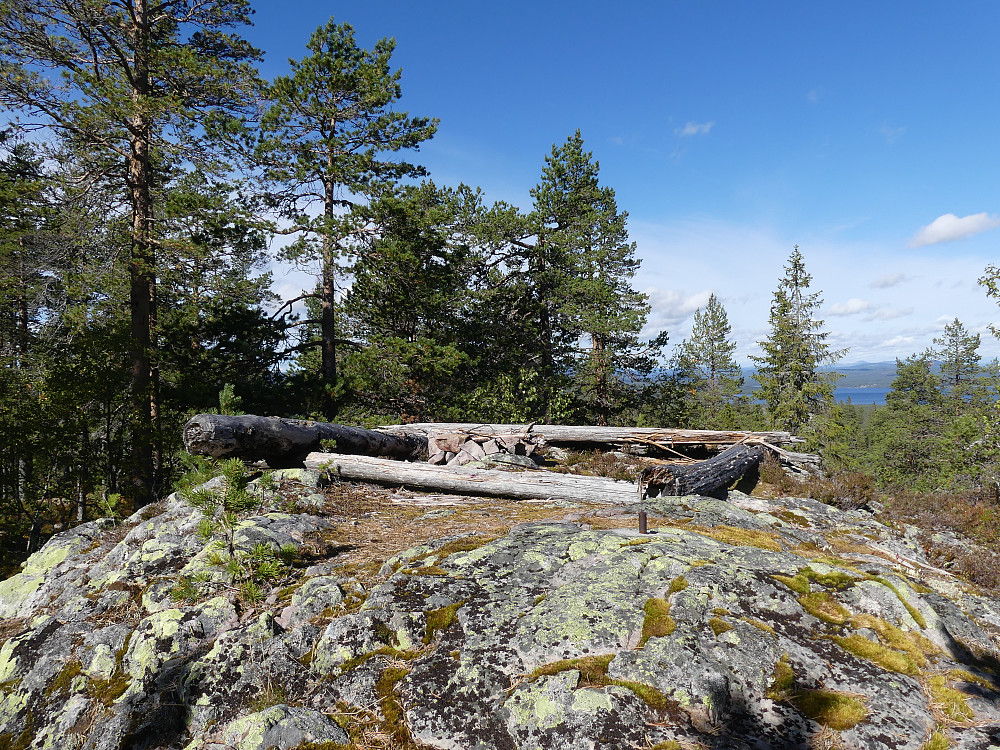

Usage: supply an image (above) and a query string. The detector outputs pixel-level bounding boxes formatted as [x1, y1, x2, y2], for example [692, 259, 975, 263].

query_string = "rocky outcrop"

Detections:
[2, 470, 1000, 749]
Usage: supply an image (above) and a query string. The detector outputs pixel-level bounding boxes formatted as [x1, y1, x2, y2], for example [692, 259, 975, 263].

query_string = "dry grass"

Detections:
[299, 481, 590, 588]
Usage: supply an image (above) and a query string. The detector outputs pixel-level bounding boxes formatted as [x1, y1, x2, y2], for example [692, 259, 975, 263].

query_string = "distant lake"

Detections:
[835, 387, 888, 405]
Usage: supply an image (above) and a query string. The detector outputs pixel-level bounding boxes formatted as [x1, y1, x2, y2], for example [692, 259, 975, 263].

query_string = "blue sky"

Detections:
[247, 1, 1000, 365]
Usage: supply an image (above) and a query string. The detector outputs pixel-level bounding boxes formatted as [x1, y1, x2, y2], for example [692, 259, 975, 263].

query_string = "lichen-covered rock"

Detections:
[2, 483, 1000, 749]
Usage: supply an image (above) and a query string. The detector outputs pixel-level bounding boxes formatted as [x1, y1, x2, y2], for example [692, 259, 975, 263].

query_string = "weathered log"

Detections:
[379, 422, 804, 451]
[183, 414, 426, 464]
[303, 452, 639, 505]
[640, 444, 768, 500]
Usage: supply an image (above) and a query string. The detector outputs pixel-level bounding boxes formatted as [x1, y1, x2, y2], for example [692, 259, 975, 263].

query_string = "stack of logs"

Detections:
[427, 431, 538, 466]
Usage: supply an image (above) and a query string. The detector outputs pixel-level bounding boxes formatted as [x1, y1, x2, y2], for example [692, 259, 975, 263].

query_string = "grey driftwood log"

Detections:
[183, 414, 426, 464]
[640, 443, 769, 500]
[303, 452, 640, 504]
[379, 422, 804, 452]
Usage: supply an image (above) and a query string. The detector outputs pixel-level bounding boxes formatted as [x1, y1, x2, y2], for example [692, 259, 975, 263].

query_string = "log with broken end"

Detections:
[183, 414, 426, 465]
[379, 422, 804, 450]
[640, 444, 768, 500]
[303, 452, 640, 505]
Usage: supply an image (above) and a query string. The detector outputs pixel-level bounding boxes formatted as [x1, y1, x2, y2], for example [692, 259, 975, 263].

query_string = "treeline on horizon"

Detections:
[3, 1, 1000, 569]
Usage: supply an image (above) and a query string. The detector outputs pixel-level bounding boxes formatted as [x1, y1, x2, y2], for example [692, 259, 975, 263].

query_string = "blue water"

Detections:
[835, 387, 888, 405]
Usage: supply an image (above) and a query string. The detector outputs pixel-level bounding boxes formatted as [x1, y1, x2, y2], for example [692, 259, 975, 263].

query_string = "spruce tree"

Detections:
[750, 246, 843, 433]
[931, 317, 982, 411]
[675, 293, 743, 427]
[257, 19, 438, 421]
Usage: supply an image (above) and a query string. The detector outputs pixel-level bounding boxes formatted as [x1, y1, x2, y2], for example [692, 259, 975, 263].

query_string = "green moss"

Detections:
[772, 573, 811, 595]
[413, 566, 453, 577]
[708, 617, 733, 636]
[424, 601, 464, 645]
[808, 569, 862, 590]
[791, 689, 868, 730]
[767, 654, 795, 701]
[375, 666, 413, 748]
[371, 619, 398, 647]
[866, 576, 928, 629]
[87, 673, 131, 706]
[742, 618, 776, 636]
[526, 654, 615, 684]
[525, 654, 680, 717]
[948, 668, 994, 691]
[0, 710, 34, 750]
[800, 591, 850, 625]
[639, 598, 676, 646]
[926, 674, 974, 722]
[88, 630, 132, 706]
[668, 576, 689, 595]
[921, 729, 950, 750]
[693, 525, 782, 552]
[648, 743, 682, 750]
[774, 510, 811, 527]
[46, 659, 83, 697]
[851, 614, 936, 666]
[832, 634, 919, 675]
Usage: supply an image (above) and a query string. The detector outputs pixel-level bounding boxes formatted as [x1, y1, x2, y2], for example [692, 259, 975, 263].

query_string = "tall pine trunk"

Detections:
[321, 171, 337, 422]
[126, 0, 155, 508]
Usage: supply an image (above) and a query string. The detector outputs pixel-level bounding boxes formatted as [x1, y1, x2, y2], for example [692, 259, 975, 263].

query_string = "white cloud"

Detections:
[864, 307, 913, 322]
[642, 287, 713, 333]
[910, 212, 1000, 248]
[675, 121, 714, 137]
[880, 124, 905, 145]
[882, 335, 917, 349]
[828, 298, 871, 316]
[870, 272, 910, 289]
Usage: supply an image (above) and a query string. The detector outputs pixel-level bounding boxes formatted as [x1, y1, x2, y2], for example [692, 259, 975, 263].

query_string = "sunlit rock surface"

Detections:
[2, 475, 1000, 749]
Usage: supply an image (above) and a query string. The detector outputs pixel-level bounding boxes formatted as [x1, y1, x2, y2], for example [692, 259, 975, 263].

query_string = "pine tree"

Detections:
[750, 247, 843, 433]
[675, 293, 743, 427]
[508, 131, 654, 423]
[257, 18, 437, 421]
[0, 0, 262, 506]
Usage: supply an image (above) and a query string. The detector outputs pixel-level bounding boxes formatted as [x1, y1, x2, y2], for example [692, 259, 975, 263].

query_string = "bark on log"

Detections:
[640, 444, 768, 500]
[378, 422, 804, 450]
[303, 452, 640, 505]
[183, 414, 426, 464]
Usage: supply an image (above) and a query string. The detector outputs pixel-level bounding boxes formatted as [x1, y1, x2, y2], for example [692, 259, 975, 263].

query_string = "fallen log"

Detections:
[378, 422, 804, 452]
[183, 414, 426, 464]
[303, 452, 639, 505]
[640, 444, 768, 500]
